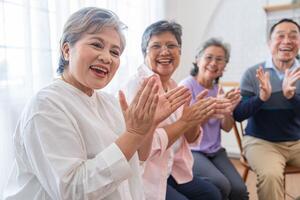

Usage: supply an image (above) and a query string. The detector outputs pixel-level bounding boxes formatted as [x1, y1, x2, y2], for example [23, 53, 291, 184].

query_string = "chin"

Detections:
[279, 58, 294, 63]
[91, 82, 107, 90]
[160, 71, 174, 78]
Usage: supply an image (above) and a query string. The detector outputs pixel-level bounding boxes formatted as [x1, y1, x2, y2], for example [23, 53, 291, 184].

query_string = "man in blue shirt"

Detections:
[234, 18, 300, 200]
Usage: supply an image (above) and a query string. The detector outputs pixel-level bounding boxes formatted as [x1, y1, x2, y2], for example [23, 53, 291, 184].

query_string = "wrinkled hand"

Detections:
[180, 90, 217, 126]
[213, 87, 239, 119]
[282, 67, 300, 99]
[256, 66, 271, 102]
[119, 77, 159, 136]
[154, 86, 191, 124]
[211, 98, 232, 119]
[223, 87, 241, 112]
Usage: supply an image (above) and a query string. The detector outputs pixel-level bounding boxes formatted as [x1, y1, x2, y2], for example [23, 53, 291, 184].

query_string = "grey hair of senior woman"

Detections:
[57, 7, 127, 74]
[141, 20, 182, 57]
[190, 38, 230, 84]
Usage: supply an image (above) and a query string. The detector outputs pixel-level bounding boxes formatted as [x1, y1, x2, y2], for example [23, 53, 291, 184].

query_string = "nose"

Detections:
[282, 35, 292, 43]
[210, 58, 218, 65]
[160, 45, 170, 54]
[98, 50, 112, 64]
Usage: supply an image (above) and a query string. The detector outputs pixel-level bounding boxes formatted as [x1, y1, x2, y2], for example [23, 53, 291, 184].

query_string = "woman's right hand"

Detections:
[119, 76, 160, 137]
[179, 90, 217, 126]
[180, 90, 232, 125]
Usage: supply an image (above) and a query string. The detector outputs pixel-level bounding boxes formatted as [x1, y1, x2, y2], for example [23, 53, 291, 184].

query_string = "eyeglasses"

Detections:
[147, 43, 180, 53]
[273, 31, 300, 42]
[203, 55, 226, 64]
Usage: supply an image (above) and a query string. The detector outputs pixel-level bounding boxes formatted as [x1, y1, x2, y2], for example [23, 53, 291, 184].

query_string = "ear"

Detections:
[62, 43, 70, 61]
[267, 38, 272, 48]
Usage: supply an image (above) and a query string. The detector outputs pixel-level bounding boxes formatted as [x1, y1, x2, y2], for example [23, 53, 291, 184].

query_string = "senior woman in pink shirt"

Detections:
[123, 21, 232, 200]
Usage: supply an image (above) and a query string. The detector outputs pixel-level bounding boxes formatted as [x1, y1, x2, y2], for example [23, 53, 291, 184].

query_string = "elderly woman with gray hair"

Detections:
[123, 21, 231, 200]
[179, 38, 249, 200]
[2, 8, 191, 200]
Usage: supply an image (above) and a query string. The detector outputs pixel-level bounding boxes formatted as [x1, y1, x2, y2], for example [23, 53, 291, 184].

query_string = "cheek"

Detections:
[197, 62, 206, 71]
[173, 53, 180, 63]
[70, 52, 88, 70]
[217, 67, 225, 76]
[111, 60, 120, 74]
[293, 44, 299, 52]
[270, 42, 279, 51]
[296, 41, 300, 48]
[68, 57, 82, 74]
[145, 55, 156, 69]
[219, 65, 226, 71]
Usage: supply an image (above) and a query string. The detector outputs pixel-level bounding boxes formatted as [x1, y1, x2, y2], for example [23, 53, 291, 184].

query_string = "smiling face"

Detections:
[62, 27, 121, 96]
[144, 31, 181, 82]
[196, 45, 227, 83]
[269, 22, 300, 67]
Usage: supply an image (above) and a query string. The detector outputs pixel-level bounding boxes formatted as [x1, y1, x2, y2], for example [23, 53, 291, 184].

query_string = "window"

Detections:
[0, 0, 163, 194]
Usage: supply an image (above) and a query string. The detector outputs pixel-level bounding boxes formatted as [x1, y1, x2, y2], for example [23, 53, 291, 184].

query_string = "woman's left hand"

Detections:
[154, 86, 191, 125]
[223, 88, 241, 112]
[213, 87, 240, 118]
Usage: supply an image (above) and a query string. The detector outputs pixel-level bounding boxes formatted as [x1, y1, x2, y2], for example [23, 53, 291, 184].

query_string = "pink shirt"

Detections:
[123, 64, 200, 200]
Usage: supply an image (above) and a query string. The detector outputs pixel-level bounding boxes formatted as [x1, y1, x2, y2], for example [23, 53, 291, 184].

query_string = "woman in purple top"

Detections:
[179, 38, 249, 200]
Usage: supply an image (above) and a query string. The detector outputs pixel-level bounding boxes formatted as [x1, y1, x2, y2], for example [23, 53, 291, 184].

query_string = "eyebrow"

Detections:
[204, 53, 225, 57]
[149, 41, 178, 44]
[89, 36, 104, 41]
[89, 36, 121, 50]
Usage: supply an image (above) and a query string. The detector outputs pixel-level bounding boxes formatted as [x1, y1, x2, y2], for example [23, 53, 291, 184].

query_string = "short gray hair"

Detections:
[191, 38, 230, 79]
[57, 7, 127, 74]
[141, 20, 182, 57]
[195, 38, 230, 63]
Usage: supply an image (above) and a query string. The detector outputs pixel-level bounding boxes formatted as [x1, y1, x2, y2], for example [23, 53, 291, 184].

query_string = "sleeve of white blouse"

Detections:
[22, 106, 132, 200]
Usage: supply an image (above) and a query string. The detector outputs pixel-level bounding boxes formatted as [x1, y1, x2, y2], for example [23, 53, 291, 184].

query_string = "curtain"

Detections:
[0, 0, 164, 195]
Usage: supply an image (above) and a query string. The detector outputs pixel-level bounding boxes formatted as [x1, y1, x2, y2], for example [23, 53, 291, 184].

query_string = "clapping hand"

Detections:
[180, 90, 216, 126]
[282, 67, 300, 99]
[210, 87, 236, 119]
[223, 87, 241, 112]
[119, 76, 159, 137]
[154, 85, 191, 124]
[256, 66, 271, 102]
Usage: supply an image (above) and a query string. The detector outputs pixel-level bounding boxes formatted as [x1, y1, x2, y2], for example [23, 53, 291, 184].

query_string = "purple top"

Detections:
[179, 76, 221, 153]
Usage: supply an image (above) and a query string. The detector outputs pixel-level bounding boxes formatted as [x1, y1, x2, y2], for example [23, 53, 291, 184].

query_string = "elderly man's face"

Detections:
[269, 22, 300, 65]
[144, 31, 181, 81]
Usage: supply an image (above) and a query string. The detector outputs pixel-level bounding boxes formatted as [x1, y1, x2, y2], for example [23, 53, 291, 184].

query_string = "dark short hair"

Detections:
[57, 7, 127, 74]
[141, 20, 182, 57]
[191, 38, 230, 79]
[269, 18, 300, 38]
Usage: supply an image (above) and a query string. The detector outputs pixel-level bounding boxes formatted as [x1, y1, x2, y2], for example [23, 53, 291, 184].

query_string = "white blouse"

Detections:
[3, 79, 144, 200]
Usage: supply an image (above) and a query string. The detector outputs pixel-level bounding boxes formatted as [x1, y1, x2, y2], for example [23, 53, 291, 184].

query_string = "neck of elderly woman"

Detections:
[160, 75, 172, 92]
[62, 71, 94, 97]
